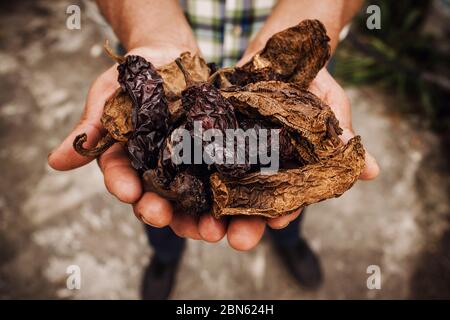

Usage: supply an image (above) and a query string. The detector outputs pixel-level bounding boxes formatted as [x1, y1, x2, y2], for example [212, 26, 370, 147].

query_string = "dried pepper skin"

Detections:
[73, 134, 116, 157]
[210, 136, 365, 218]
[143, 169, 210, 216]
[176, 59, 251, 178]
[101, 88, 133, 142]
[238, 117, 297, 163]
[241, 19, 331, 86]
[209, 20, 330, 89]
[73, 88, 133, 157]
[157, 52, 212, 123]
[117, 55, 170, 171]
[157, 52, 211, 102]
[170, 172, 210, 214]
[151, 128, 186, 188]
[222, 81, 343, 164]
[210, 79, 366, 218]
[74, 44, 170, 169]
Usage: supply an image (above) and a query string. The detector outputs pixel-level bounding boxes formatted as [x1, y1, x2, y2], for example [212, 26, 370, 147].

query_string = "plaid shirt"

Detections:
[180, 0, 276, 67]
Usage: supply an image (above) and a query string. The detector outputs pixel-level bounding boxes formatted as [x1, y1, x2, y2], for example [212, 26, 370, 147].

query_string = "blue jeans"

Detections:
[145, 212, 304, 263]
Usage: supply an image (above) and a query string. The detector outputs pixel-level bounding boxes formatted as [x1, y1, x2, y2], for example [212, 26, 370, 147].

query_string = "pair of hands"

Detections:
[48, 44, 379, 251]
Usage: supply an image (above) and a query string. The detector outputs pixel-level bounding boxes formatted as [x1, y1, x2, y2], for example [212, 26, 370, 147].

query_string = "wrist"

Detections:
[238, 36, 265, 66]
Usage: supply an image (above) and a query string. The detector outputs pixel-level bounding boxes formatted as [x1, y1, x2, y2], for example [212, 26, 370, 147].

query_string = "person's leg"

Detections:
[268, 209, 323, 289]
[144, 225, 186, 263]
[141, 225, 186, 300]
[267, 210, 304, 247]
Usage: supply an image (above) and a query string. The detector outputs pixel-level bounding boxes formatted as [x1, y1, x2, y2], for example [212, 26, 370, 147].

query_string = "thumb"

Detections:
[341, 128, 380, 180]
[360, 151, 380, 180]
[48, 122, 104, 171]
[48, 68, 118, 171]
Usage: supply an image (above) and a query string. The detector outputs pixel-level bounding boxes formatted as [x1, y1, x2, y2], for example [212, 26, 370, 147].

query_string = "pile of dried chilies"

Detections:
[73, 20, 365, 218]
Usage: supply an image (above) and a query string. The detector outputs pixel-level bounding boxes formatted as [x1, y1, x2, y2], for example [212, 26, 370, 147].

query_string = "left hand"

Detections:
[198, 57, 380, 251]
[158, 67, 380, 250]
[308, 68, 380, 180]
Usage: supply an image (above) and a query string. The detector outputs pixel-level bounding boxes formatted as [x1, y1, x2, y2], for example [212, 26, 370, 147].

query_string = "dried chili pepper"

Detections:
[176, 58, 251, 178]
[157, 52, 212, 123]
[143, 169, 210, 215]
[73, 134, 116, 157]
[104, 45, 170, 171]
[100, 89, 133, 142]
[73, 87, 133, 157]
[222, 81, 343, 163]
[209, 19, 330, 89]
[157, 52, 211, 102]
[238, 117, 297, 163]
[151, 127, 186, 188]
[210, 136, 365, 218]
[141, 125, 211, 216]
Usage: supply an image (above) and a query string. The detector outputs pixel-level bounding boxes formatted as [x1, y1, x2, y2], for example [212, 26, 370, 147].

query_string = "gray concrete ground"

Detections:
[0, 0, 449, 299]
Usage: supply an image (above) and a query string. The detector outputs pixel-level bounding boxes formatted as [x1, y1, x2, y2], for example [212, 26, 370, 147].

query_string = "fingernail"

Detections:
[142, 216, 158, 227]
[136, 213, 158, 227]
[366, 151, 380, 171]
[275, 222, 289, 229]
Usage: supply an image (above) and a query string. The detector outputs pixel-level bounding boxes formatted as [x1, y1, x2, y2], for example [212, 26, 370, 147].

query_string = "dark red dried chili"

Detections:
[115, 55, 170, 171]
[176, 58, 251, 178]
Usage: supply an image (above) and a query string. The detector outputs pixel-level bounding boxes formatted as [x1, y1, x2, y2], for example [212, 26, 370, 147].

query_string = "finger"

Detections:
[133, 192, 173, 227]
[48, 67, 118, 171]
[170, 213, 202, 240]
[97, 143, 142, 203]
[236, 54, 252, 67]
[359, 151, 380, 180]
[309, 69, 380, 180]
[267, 208, 302, 230]
[198, 214, 227, 243]
[227, 216, 266, 251]
[341, 128, 380, 180]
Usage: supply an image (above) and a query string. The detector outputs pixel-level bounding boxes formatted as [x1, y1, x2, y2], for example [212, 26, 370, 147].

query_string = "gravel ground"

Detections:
[0, 0, 449, 299]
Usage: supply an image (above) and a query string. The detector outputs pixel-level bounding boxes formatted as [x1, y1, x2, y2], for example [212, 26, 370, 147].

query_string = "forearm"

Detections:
[247, 0, 363, 55]
[96, 0, 198, 52]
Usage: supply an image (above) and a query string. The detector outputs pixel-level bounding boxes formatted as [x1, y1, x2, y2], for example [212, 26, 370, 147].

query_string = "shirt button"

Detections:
[233, 25, 242, 37]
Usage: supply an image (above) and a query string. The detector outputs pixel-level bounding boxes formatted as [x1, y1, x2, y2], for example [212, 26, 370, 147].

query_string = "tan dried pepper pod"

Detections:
[222, 81, 343, 163]
[157, 52, 211, 121]
[73, 88, 133, 157]
[213, 79, 366, 218]
[100, 88, 133, 142]
[210, 136, 365, 218]
[210, 19, 331, 89]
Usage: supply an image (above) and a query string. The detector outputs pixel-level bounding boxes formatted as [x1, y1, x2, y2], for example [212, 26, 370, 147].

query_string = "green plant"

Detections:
[335, 0, 450, 134]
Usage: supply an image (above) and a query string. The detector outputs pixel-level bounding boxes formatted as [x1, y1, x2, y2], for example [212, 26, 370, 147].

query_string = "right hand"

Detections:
[48, 44, 193, 224]
[48, 44, 229, 247]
